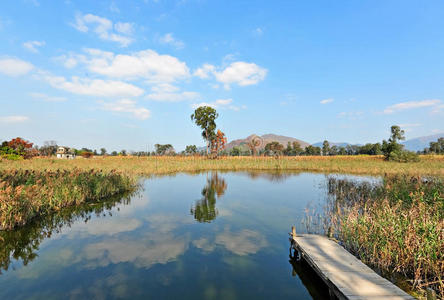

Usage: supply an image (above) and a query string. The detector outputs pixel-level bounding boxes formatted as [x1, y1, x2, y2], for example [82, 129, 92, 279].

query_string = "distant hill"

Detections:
[402, 133, 444, 152]
[225, 134, 310, 150]
[312, 142, 351, 148]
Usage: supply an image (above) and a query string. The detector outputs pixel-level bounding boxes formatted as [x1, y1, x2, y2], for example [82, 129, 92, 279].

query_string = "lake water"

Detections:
[0, 171, 375, 300]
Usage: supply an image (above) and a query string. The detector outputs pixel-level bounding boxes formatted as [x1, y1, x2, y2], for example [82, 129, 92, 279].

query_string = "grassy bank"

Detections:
[326, 175, 443, 297]
[1, 155, 444, 176]
[0, 169, 136, 230]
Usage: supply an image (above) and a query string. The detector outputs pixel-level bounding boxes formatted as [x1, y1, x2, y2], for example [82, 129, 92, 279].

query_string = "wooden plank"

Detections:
[291, 233, 416, 300]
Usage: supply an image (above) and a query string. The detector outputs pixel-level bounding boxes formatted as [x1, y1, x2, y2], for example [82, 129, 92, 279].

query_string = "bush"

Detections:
[1, 154, 24, 161]
[388, 150, 420, 162]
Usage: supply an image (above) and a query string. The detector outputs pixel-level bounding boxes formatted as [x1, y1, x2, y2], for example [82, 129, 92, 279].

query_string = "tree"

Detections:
[120, 149, 127, 156]
[230, 146, 241, 156]
[40, 141, 58, 156]
[111, 151, 118, 156]
[292, 142, 303, 155]
[322, 140, 330, 156]
[247, 135, 263, 156]
[428, 137, 444, 154]
[210, 129, 227, 156]
[264, 141, 284, 156]
[191, 173, 227, 223]
[154, 144, 174, 155]
[191, 106, 218, 155]
[382, 125, 405, 159]
[382, 125, 418, 162]
[100, 148, 107, 156]
[304, 145, 321, 155]
[185, 145, 198, 155]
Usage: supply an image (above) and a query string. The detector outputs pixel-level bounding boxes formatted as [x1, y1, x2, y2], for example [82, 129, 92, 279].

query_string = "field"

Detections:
[1, 155, 444, 176]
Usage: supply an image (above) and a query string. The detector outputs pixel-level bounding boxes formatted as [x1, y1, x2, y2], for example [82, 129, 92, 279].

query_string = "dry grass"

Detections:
[1, 155, 443, 176]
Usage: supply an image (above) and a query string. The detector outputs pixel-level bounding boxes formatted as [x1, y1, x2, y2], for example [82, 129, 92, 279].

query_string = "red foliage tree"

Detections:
[210, 130, 227, 155]
[8, 137, 33, 150]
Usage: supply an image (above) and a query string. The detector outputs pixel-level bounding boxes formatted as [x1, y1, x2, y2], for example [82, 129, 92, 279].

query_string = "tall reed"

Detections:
[326, 175, 443, 297]
[0, 169, 136, 230]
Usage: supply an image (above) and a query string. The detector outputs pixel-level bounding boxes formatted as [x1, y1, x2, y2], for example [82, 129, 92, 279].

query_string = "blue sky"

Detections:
[1, 0, 443, 152]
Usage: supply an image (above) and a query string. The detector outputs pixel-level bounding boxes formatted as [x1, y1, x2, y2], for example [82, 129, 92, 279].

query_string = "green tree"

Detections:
[322, 140, 330, 156]
[100, 148, 107, 156]
[155, 144, 174, 155]
[230, 146, 241, 156]
[191, 173, 227, 223]
[191, 106, 218, 155]
[264, 141, 284, 156]
[185, 145, 198, 155]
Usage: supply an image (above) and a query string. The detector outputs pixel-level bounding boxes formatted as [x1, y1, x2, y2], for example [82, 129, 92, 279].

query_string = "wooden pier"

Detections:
[289, 230, 416, 300]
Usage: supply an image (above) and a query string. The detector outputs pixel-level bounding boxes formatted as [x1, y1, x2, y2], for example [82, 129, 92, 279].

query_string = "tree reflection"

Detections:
[0, 192, 134, 273]
[191, 173, 227, 223]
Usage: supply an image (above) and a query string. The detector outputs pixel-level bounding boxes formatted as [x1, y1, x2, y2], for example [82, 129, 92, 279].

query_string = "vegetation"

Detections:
[0, 169, 136, 230]
[382, 125, 419, 162]
[325, 175, 443, 297]
[423, 137, 444, 154]
[1, 155, 443, 176]
[191, 106, 219, 155]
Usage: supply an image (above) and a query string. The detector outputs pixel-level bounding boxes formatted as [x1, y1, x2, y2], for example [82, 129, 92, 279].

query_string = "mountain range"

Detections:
[219, 133, 444, 152]
[224, 134, 310, 150]
[401, 133, 444, 152]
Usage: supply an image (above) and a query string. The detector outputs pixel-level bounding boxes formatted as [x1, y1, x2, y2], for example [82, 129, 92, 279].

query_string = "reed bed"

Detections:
[1, 155, 444, 176]
[0, 169, 136, 230]
[326, 175, 444, 297]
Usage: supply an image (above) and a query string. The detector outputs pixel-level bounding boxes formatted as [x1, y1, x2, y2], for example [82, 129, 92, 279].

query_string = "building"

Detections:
[56, 146, 76, 159]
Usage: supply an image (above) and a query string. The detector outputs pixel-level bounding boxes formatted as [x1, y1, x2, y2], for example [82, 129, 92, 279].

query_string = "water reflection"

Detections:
[0, 192, 133, 273]
[190, 173, 227, 223]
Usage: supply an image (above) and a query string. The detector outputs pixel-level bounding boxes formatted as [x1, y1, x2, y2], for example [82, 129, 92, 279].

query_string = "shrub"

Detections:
[388, 150, 420, 163]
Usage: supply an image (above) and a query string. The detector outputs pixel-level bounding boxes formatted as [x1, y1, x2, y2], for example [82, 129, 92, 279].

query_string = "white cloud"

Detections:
[41, 73, 144, 97]
[198, 62, 266, 89]
[72, 13, 133, 47]
[145, 83, 199, 102]
[73, 49, 190, 83]
[0, 115, 29, 123]
[192, 98, 244, 111]
[115, 22, 133, 35]
[158, 33, 185, 49]
[0, 57, 34, 76]
[30, 92, 67, 102]
[253, 27, 263, 36]
[23, 40, 45, 53]
[338, 111, 363, 119]
[193, 63, 215, 79]
[320, 98, 334, 104]
[147, 91, 199, 102]
[100, 99, 151, 119]
[383, 99, 441, 114]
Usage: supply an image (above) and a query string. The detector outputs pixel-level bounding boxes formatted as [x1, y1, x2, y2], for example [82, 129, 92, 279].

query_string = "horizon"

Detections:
[1, 0, 444, 151]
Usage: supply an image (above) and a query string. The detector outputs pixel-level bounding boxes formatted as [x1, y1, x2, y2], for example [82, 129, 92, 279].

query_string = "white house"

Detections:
[56, 146, 76, 159]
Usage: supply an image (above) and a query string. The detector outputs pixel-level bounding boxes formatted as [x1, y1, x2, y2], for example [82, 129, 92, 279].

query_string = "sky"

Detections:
[1, 0, 444, 152]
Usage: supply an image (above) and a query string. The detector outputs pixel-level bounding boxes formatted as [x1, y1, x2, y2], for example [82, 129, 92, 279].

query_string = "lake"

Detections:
[0, 171, 376, 300]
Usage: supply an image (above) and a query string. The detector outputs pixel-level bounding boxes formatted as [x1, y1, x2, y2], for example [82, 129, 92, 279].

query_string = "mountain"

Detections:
[312, 142, 352, 148]
[225, 134, 310, 150]
[402, 133, 444, 152]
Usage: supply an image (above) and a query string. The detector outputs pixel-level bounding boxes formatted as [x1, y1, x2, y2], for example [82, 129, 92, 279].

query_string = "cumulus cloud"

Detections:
[72, 13, 134, 47]
[194, 61, 267, 89]
[193, 64, 215, 79]
[41, 73, 144, 97]
[100, 99, 151, 119]
[320, 98, 334, 104]
[383, 99, 441, 114]
[23, 40, 45, 53]
[0, 115, 29, 123]
[158, 33, 185, 49]
[146, 83, 199, 102]
[192, 99, 245, 111]
[66, 48, 190, 83]
[215, 229, 268, 256]
[0, 57, 34, 76]
[30, 92, 67, 102]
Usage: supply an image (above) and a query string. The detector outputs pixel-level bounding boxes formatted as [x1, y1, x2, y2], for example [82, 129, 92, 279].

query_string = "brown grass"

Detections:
[1, 155, 443, 176]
